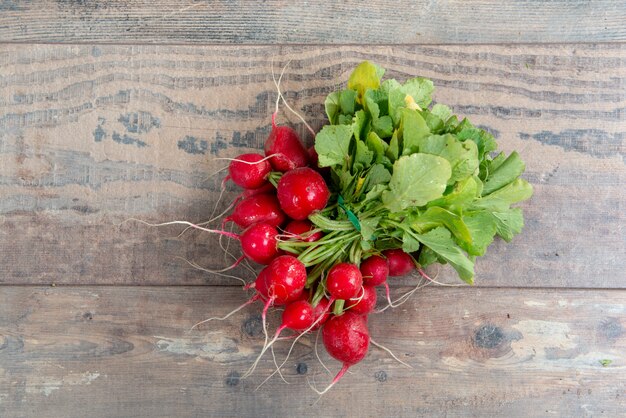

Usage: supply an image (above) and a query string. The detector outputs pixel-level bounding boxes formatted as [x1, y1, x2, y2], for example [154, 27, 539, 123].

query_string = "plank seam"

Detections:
[1, 41, 626, 47]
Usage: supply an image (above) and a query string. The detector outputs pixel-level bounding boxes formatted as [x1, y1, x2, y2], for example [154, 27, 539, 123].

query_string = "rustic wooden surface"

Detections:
[1, 44, 625, 287]
[1, 286, 624, 418]
[1, 2, 625, 417]
[2, 1, 626, 44]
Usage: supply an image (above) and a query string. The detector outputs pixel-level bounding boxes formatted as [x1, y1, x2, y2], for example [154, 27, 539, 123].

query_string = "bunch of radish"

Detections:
[159, 60, 532, 393]
[218, 112, 410, 393]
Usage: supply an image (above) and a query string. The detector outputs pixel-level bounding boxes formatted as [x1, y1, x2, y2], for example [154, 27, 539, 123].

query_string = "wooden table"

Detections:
[1, 2, 625, 417]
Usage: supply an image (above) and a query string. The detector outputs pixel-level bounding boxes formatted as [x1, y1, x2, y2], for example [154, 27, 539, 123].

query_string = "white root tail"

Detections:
[241, 296, 276, 379]
[377, 267, 451, 313]
[190, 295, 259, 331]
[212, 154, 277, 165]
[120, 218, 239, 240]
[369, 338, 413, 369]
[308, 363, 350, 397]
[315, 328, 332, 374]
[271, 58, 316, 137]
[254, 303, 331, 385]
[175, 257, 247, 286]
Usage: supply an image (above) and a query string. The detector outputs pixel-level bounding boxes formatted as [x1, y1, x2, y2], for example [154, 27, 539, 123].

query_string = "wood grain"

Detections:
[1, 44, 625, 287]
[0, 286, 624, 417]
[1, 1, 626, 44]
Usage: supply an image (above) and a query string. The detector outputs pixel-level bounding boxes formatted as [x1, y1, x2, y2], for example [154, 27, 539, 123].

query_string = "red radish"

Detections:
[280, 300, 315, 331]
[226, 193, 286, 229]
[240, 223, 279, 265]
[284, 219, 323, 242]
[245, 266, 271, 300]
[379, 249, 415, 309]
[242, 258, 309, 379]
[208, 183, 277, 229]
[277, 167, 330, 220]
[243, 299, 314, 379]
[130, 219, 284, 270]
[348, 286, 377, 315]
[265, 255, 307, 305]
[326, 262, 363, 300]
[383, 249, 415, 277]
[210, 155, 271, 226]
[360, 255, 389, 286]
[311, 297, 332, 330]
[228, 153, 272, 189]
[318, 311, 370, 393]
[265, 118, 309, 172]
[127, 218, 279, 270]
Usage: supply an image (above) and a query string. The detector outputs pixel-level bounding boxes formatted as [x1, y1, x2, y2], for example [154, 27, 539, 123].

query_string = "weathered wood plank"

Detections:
[0, 286, 624, 417]
[1, 44, 625, 287]
[1, 1, 626, 44]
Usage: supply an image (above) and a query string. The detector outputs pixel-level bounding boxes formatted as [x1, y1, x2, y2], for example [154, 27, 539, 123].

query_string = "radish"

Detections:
[360, 255, 389, 286]
[277, 167, 330, 220]
[246, 266, 271, 300]
[259, 300, 314, 354]
[265, 255, 307, 305]
[264, 60, 311, 172]
[264, 115, 309, 172]
[348, 286, 377, 315]
[191, 253, 306, 333]
[205, 154, 272, 229]
[279, 300, 315, 331]
[240, 223, 279, 265]
[243, 256, 308, 378]
[168, 60, 534, 394]
[360, 255, 396, 311]
[378, 249, 416, 309]
[283, 219, 323, 242]
[203, 183, 277, 232]
[317, 311, 370, 394]
[226, 193, 286, 229]
[125, 218, 282, 267]
[228, 153, 272, 189]
[383, 249, 415, 277]
[326, 262, 363, 300]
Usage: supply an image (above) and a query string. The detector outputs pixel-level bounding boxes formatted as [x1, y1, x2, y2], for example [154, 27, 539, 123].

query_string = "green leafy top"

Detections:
[309, 61, 533, 284]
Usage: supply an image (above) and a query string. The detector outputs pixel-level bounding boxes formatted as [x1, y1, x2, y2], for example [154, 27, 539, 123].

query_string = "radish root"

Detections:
[175, 256, 247, 285]
[308, 363, 350, 396]
[190, 295, 259, 331]
[370, 338, 412, 369]
[377, 266, 447, 313]
[253, 302, 332, 384]
[271, 58, 316, 137]
[315, 328, 332, 375]
[241, 296, 276, 379]
[121, 218, 239, 240]
[213, 154, 278, 165]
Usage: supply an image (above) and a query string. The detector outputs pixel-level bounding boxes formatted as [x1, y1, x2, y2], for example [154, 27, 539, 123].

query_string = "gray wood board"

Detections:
[0, 286, 624, 417]
[1, 44, 625, 287]
[1, 1, 626, 44]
